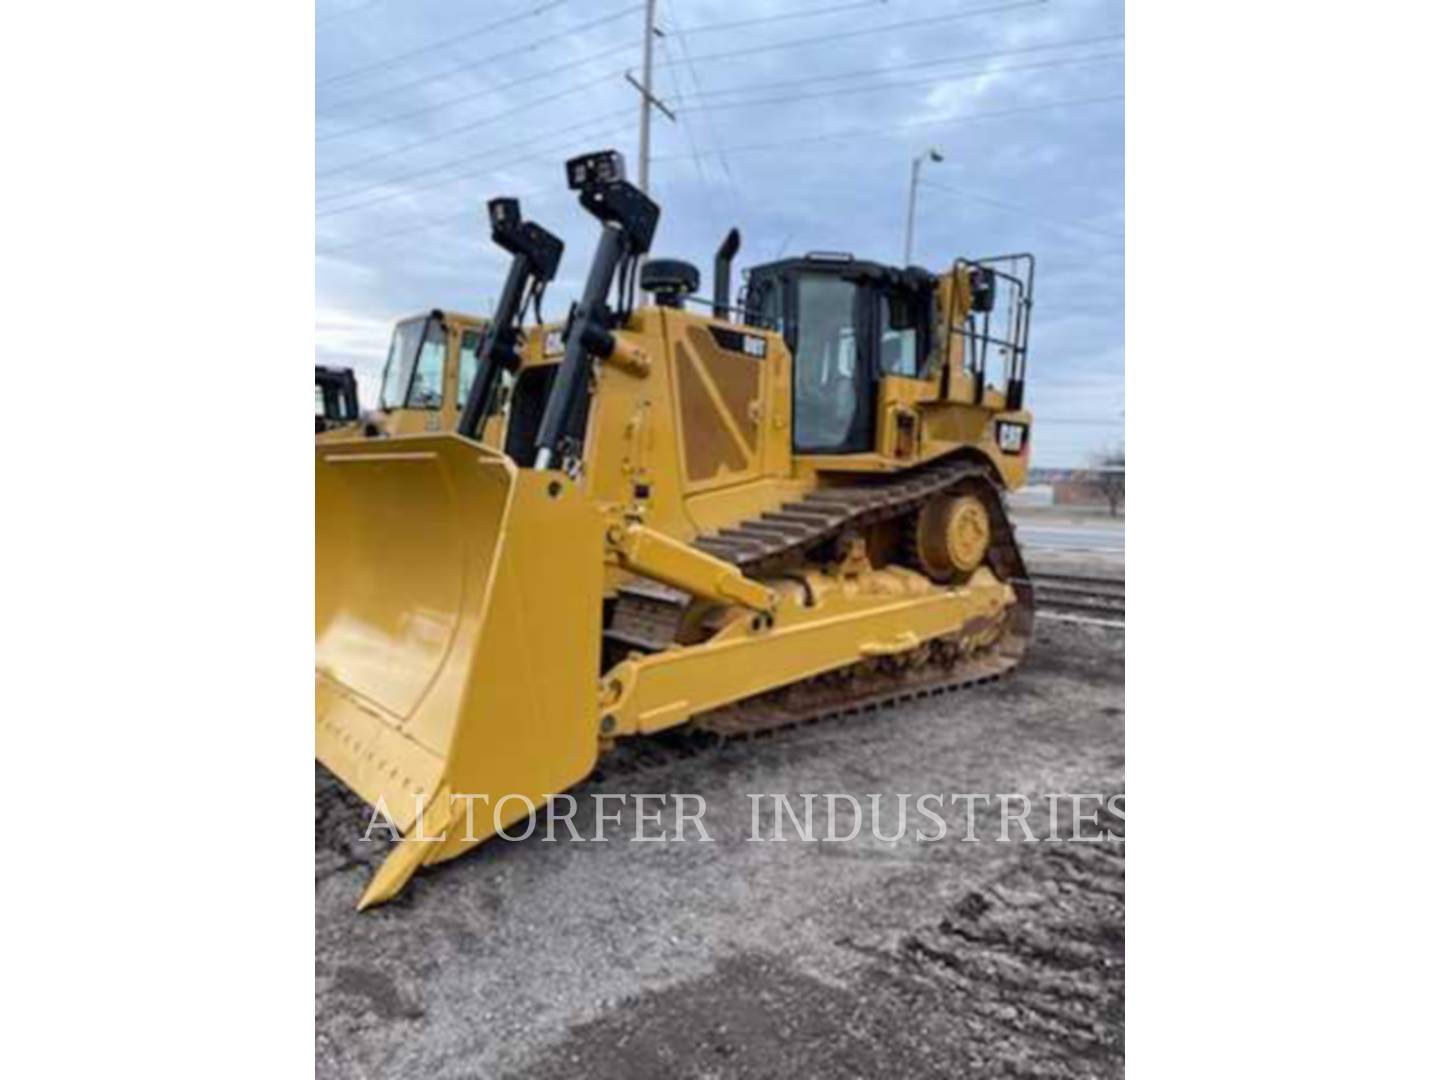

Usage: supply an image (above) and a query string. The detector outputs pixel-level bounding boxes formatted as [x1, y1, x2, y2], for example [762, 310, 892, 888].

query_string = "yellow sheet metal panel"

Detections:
[673, 325, 762, 487]
[581, 307, 802, 543]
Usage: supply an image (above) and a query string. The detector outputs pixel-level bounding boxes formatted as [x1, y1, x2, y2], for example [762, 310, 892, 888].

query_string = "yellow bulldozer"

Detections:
[315, 364, 359, 434]
[316, 150, 1037, 908]
[317, 203, 565, 446]
[313, 309, 490, 442]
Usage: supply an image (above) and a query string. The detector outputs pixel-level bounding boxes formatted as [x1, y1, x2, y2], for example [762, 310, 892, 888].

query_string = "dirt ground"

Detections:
[316, 608, 1124, 1078]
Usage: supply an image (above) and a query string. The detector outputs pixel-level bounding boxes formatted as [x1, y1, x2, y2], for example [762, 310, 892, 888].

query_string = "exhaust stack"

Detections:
[713, 227, 741, 320]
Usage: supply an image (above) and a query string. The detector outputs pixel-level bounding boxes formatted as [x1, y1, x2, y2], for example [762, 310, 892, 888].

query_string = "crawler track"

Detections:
[603, 453, 1034, 749]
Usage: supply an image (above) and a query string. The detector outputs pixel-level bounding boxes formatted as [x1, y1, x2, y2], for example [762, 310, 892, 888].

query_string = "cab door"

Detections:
[390, 314, 448, 435]
[788, 272, 876, 454]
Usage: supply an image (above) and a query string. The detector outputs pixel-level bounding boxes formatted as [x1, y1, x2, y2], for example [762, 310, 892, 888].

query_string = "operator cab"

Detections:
[743, 254, 936, 455]
[379, 311, 451, 414]
[370, 309, 490, 436]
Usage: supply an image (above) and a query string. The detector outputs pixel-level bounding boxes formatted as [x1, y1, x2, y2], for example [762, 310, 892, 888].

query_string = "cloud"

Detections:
[315, 306, 392, 368]
[315, 0, 1124, 464]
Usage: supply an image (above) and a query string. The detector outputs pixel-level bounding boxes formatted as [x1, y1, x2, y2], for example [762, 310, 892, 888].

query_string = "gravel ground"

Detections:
[316, 617, 1125, 1079]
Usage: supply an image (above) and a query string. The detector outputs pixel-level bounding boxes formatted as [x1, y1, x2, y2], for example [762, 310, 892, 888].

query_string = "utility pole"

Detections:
[624, 0, 673, 292]
[631, 0, 670, 195]
[904, 147, 944, 265]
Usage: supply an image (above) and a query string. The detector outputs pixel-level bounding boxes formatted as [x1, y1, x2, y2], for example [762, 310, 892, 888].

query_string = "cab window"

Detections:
[405, 319, 448, 408]
[879, 290, 922, 377]
[750, 278, 784, 334]
[458, 329, 483, 407]
[379, 319, 425, 409]
[793, 275, 863, 451]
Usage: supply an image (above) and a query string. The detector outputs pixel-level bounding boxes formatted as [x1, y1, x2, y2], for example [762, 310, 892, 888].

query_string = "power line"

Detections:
[313, 4, 1110, 223]
[653, 0, 1045, 70]
[660, 22, 1119, 197]
[317, 104, 631, 208]
[656, 35, 710, 188]
[652, 93, 1124, 162]
[314, 14, 1098, 206]
[318, 6, 640, 116]
[318, 38, 635, 142]
[317, 68, 623, 179]
[317, 0, 389, 28]
[318, 118, 633, 253]
[679, 32, 1123, 101]
[316, 113, 635, 220]
[317, 0, 569, 87]
[317, 32, 1120, 162]
[677, 52, 1123, 115]
[667, 0, 886, 37]
[920, 180, 1125, 241]
[318, 211, 475, 256]
[320, 90, 1122, 220]
[662, 1, 742, 211]
[320, 0, 1042, 132]
[318, 0, 898, 102]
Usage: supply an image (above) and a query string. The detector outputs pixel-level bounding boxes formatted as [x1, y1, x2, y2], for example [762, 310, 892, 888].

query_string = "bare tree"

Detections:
[1095, 449, 1125, 517]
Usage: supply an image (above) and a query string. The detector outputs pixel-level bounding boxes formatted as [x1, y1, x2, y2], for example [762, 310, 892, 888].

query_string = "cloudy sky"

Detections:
[316, 0, 1123, 466]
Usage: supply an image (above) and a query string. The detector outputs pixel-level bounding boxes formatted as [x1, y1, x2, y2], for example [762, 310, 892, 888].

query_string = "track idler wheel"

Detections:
[913, 493, 992, 583]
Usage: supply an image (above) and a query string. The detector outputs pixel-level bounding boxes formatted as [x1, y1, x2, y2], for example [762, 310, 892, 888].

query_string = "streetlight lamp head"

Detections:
[905, 147, 944, 264]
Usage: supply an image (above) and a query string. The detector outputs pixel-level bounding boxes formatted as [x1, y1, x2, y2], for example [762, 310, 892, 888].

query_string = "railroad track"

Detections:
[1027, 571, 1125, 622]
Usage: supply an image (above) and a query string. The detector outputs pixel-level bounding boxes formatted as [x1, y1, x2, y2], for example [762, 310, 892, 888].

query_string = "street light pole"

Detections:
[904, 147, 943, 265]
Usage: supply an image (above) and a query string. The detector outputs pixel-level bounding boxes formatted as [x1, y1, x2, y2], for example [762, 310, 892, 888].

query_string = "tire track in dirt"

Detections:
[870, 817, 1125, 1077]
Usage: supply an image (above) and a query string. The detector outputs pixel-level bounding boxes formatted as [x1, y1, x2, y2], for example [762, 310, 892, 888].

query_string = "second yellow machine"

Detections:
[317, 206, 564, 442]
[316, 150, 1039, 908]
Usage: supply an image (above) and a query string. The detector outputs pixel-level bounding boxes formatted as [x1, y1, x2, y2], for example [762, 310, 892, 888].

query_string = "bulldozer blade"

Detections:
[316, 434, 606, 908]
